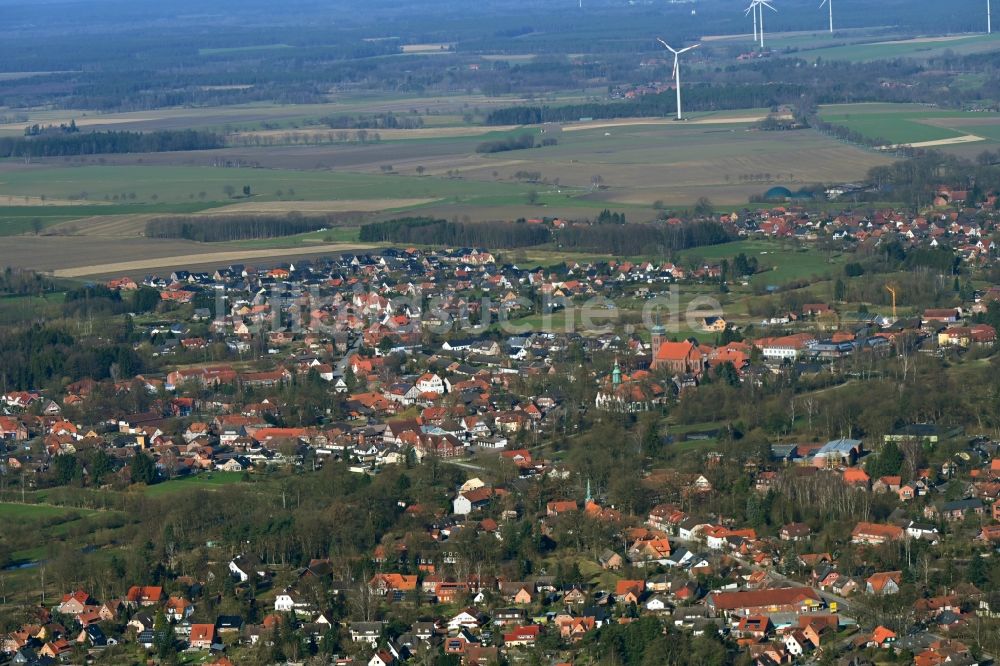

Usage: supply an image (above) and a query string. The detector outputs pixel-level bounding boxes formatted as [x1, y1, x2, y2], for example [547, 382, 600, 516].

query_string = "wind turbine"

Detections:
[820, 0, 833, 33]
[757, 0, 777, 48]
[745, 0, 759, 43]
[656, 39, 701, 121]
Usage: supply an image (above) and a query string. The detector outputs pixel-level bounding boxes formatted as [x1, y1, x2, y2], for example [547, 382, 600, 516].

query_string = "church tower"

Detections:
[650, 323, 665, 357]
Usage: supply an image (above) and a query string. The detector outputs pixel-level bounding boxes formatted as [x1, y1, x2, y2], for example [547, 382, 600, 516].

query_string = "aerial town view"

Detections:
[1, 0, 1000, 664]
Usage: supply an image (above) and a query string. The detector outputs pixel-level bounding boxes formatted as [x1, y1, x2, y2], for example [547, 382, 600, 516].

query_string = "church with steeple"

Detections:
[594, 357, 667, 413]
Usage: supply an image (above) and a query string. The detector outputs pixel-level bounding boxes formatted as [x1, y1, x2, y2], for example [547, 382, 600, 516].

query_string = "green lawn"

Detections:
[143, 471, 249, 497]
[0, 502, 97, 520]
[677, 239, 846, 285]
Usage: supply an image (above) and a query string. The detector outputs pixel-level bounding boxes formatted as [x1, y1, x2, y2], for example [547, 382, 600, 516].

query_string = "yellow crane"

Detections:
[885, 285, 897, 319]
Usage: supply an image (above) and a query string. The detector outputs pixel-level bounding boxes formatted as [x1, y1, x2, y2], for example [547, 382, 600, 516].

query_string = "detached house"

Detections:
[851, 522, 903, 545]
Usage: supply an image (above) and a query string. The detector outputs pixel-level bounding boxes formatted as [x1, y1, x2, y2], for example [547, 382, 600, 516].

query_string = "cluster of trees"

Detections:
[0, 267, 57, 297]
[555, 220, 732, 256]
[359, 217, 551, 248]
[359, 216, 732, 255]
[868, 151, 1000, 209]
[0, 324, 146, 391]
[0, 130, 224, 158]
[24, 120, 79, 136]
[317, 112, 423, 129]
[595, 209, 627, 225]
[474, 132, 536, 154]
[145, 214, 334, 242]
[62, 283, 162, 317]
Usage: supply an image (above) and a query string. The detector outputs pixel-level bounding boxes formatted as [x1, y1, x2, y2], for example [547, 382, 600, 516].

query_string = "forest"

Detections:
[0, 130, 224, 159]
[358, 217, 733, 255]
[868, 151, 1000, 208]
[145, 214, 335, 243]
[358, 217, 553, 248]
[0, 324, 147, 392]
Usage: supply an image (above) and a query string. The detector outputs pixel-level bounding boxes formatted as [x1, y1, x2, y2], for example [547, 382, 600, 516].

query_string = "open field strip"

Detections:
[204, 198, 439, 214]
[234, 125, 519, 140]
[400, 43, 454, 53]
[45, 213, 159, 237]
[889, 134, 986, 149]
[0, 195, 109, 206]
[872, 35, 973, 45]
[560, 114, 767, 132]
[51, 242, 378, 278]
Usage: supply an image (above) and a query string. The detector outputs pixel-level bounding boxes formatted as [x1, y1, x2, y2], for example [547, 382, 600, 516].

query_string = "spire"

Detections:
[612, 357, 622, 385]
[586, 478, 592, 503]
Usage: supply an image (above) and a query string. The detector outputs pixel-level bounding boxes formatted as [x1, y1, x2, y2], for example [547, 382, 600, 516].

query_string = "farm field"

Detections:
[0, 233, 374, 278]
[791, 32, 1000, 62]
[818, 103, 1000, 149]
[0, 94, 551, 136]
[0, 165, 544, 206]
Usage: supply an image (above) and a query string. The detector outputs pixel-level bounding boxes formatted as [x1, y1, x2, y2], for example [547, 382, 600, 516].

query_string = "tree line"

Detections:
[0, 129, 224, 158]
[318, 112, 424, 130]
[145, 214, 335, 242]
[359, 216, 732, 255]
[359, 217, 551, 248]
[555, 220, 732, 256]
[0, 324, 146, 392]
[475, 132, 537, 153]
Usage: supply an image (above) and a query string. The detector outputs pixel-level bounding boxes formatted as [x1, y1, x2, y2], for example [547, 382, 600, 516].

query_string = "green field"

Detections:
[819, 106, 961, 144]
[199, 43, 293, 56]
[793, 33, 1000, 62]
[0, 502, 97, 520]
[142, 471, 249, 497]
[0, 201, 232, 236]
[0, 166, 566, 208]
[677, 239, 846, 286]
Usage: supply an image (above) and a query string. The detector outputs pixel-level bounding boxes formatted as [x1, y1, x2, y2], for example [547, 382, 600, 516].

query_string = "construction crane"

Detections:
[885, 285, 897, 319]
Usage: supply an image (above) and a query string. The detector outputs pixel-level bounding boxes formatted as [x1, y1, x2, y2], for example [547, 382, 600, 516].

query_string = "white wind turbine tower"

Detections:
[988, 0, 992, 34]
[656, 39, 701, 120]
[757, 0, 777, 48]
[745, 0, 759, 42]
[820, 0, 833, 33]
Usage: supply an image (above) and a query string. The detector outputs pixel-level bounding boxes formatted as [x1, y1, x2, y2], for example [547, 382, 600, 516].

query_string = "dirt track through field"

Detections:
[51, 243, 377, 278]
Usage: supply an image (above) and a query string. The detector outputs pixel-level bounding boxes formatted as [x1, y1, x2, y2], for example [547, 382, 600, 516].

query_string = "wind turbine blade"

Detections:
[656, 38, 677, 53]
[819, 0, 826, 7]
[672, 55, 679, 79]
[678, 44, 701, 54]
[761, 1, 777, 11]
